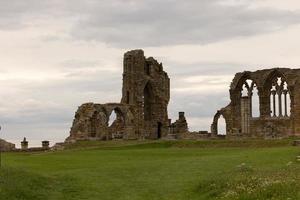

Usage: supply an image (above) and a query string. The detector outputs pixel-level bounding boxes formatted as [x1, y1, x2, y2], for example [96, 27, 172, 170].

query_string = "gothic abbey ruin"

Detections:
[66, 50, 300, 142]
[213, 68, 300, 138]
[66, 50, 187, 142]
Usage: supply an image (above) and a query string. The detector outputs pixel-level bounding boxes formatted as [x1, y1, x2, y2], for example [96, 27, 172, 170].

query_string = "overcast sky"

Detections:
[1, 0, 300, 147]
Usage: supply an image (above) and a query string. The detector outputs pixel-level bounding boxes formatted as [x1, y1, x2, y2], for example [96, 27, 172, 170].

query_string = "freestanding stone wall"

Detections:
[212, 68, 300, 138]
[0, 138, 15, 152]
[66, 50, 170, 142]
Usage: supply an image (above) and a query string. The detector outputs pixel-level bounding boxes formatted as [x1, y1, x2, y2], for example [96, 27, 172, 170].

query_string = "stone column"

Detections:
[278, 91, 283, 117]
[283, 90, 288, 117]
[272, 91, 276, 117]
[241, 97, 250, 134]
[249, 91, 253, 117]
[259, 88, 270, 118]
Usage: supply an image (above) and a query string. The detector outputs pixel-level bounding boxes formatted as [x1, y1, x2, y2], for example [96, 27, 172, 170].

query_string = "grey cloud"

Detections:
[60, 59, 101, 69]
[1, 1, 300, 47]
[69, 0, 300, 47]
[169, 91, 229, 119]
[0, 67, 123, 145]
[0, 1, 58, 30]
[164, 61, 245, 77]
[2, 123, 69, 147]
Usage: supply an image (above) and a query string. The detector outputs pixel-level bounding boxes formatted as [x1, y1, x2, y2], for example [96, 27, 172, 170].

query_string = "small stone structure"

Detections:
[0, 138, 15, 152]
[21, 137, 28, 150]
[169, 112, 188, 136]
[212, 68, 300, 138]
[16, 139, 51, 152]
[42, 141, 50, 149]
[66, 50, 173, 142]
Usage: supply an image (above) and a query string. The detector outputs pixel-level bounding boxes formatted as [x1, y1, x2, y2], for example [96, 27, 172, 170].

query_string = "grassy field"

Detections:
[0, 139, 299, 200]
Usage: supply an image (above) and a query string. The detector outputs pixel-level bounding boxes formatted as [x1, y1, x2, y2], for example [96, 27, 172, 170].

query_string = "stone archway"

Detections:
[89, 108, 108, 138]
[157, 122, 162, 139]
[105, 107, 126, 139]
[211, 111, 227, 136]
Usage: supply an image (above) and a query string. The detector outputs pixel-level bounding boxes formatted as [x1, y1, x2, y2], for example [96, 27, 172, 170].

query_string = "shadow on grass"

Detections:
[0, 167, 81, 200]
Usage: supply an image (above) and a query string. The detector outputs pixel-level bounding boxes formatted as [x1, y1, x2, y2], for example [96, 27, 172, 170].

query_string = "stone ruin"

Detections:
[66, 50, 300, 142]
[17, 138, 50, 152]
[213, 68, 300, 138]
[2, 52, 300, 151]
[66, 50, 175, 142]
[0, 138, 15, 152]
[0, 137, 50, 152]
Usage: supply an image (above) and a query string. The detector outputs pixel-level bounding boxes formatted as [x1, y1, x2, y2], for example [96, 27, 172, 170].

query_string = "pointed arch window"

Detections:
[270, 77, 290, 117]
[241, 79, 260, 117]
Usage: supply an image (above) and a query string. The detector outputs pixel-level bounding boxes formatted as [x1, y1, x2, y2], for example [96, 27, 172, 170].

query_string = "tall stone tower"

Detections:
[66, 49, 171, 142]
[121, 50, 170, 138]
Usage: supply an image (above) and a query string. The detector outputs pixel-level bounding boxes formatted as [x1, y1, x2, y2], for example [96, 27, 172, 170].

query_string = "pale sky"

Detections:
[1, 0, 300, 147]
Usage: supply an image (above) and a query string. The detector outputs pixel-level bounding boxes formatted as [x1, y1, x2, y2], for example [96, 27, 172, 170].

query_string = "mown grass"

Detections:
[0, 139, 299, 200]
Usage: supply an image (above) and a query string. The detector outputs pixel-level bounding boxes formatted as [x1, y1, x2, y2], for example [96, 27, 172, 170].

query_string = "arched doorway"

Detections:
[217, 115, 227, 135]
[89, 110, 107, 138]
[108, 108, 125, 139]
[211, 111, 227, 136]
[157, 122, 162, 139]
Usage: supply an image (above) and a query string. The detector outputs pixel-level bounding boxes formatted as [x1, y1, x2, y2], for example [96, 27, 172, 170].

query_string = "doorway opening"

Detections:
[157, 122, 162, 139]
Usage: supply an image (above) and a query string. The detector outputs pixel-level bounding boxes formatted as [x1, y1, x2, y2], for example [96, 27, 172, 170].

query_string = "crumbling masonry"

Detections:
[212, 68, 300, 138]
[67, 50, 300, 142]
[66, 50, 185, 142]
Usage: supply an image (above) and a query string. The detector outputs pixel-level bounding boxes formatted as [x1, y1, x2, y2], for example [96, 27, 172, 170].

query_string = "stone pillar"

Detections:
[21, 137, 28, 150]
[241, 97, 250, 134]
[278, 91, 283, 117]
[272, 91, 276, 117]
[249, 91, 253, 117]
[259, 88, 270, 118]
[283, 90, 288, 117]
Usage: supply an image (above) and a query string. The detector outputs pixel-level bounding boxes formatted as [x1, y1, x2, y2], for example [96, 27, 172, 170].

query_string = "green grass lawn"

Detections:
[0, 139, 299, 200]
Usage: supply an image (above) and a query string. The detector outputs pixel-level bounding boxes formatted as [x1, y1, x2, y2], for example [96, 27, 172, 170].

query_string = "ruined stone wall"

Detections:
[170, 112, 188, 135]
[66, 50, 170, 142]
[212, 68, 300, 138]
[0, 139, 15, 152]
[121, 50, 170, 139]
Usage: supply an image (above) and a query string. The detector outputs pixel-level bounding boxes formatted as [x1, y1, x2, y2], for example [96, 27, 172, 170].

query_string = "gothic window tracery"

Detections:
[270, 77, 290, 117]
[241, 79, 260, 117]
